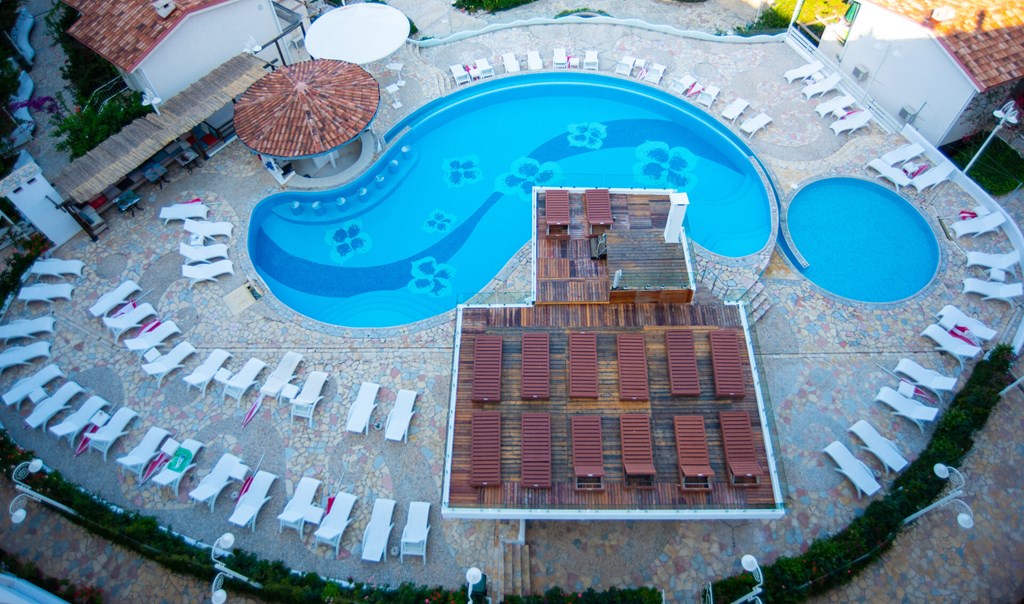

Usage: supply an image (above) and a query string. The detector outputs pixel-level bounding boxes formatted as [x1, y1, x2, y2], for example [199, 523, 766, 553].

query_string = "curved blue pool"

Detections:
[249, 73, 773, 327]
[784, 178, 939, 303]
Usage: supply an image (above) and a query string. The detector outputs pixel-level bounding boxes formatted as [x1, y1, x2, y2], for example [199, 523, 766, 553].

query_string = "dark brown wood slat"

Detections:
[719, 411, 765, 486]
[674, 415, 714, 491]
[521, 413, 552, 489]
[471, 335, 503, 402]
[666, 330, 701, 397]
[521, 332, 551, 400]
[710, 330, 745, 398]
[617, 333, 650, 401]
[569, 332, 599, 398]
[470, 411, 502, 487]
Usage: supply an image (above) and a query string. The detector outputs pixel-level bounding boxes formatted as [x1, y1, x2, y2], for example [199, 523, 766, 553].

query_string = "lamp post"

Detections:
[728, 555, 764, 604]
[466, 567, 482, 603]
[141, 90, 162, 116]
[209, 532, 261, 598]
[903, 463, 974, 529]
[9, 458, 77, 524]
[964, 101, 1019, 174]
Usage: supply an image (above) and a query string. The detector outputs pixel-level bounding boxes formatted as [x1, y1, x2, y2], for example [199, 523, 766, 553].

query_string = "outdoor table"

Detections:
[114, 190, 142, 216]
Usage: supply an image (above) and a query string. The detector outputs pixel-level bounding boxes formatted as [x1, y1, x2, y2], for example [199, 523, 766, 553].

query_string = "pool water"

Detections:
[249, 73, 773, 327]
[784, 178, 939, 303]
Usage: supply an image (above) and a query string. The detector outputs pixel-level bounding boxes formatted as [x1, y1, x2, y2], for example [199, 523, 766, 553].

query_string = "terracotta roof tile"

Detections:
[234, 60, 380, 158]
[867, 0, 1024, 90]
[65, 0, 229, 72]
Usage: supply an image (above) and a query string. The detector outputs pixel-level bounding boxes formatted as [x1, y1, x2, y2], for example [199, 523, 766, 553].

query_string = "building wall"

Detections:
[838, 2, 977, 146]
[131, 0, 281, 100]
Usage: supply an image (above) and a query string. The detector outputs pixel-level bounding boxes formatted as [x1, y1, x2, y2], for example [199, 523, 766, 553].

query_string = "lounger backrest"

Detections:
[521, 413, 552, 489]
[471, 335, 503, 402]
[544, 189, 570, 227]
[470, 411, 501, 487]
[619, 414, 656, 477]
[571, 415, 605, 479]
[674, 415, 714, 490]
[617, 333, 650, 401]
[569, 332, 599, 398]
[584, 188, 612, 227]
[521, 332, 550, 400]
[709, 330, 745, 398]
[719, 411, 764, 485]
[665, 330, 700, 397]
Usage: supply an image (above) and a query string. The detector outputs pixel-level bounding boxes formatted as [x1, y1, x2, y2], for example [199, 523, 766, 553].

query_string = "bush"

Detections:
[454, 0, 535, 13]
[505, 586, 662, 603]
[45, 3, 120, 105]
[50, 92, 152, 159]
[555, 8, 612, 17]
[0, 548, 103, 603]
[0, 232, 50, 304]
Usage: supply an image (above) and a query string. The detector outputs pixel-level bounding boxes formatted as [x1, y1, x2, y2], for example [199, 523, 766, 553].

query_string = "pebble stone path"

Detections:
[0, 0, 1022, 602]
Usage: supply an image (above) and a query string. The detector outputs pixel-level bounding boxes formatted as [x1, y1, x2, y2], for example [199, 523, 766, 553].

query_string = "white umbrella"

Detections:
[305, 3, 410, 64]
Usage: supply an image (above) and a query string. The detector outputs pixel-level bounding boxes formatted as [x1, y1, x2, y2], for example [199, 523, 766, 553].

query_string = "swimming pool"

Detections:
[249, 73, 773, 327]
[783, 178, 939, 303]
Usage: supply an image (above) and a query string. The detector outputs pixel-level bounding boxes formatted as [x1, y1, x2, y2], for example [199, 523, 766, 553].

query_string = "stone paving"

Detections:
[1, 1, 1023, 602]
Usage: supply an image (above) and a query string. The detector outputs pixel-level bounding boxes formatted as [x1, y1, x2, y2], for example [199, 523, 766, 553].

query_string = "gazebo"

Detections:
[233, 59, 381, 182]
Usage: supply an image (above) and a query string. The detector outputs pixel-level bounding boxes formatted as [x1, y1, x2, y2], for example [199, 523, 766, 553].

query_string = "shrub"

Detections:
[454, 0, 535, 13]
[45, 3, 120, 105]
[947, 132, 1024, 196]
[555, 8, 612, 17]
[50, 92, 152, 159]
[0, 548, 103, 603]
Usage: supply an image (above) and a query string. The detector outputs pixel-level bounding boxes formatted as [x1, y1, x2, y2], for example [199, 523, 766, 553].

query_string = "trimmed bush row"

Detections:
[505, 586, 663, 603]
[711, 344, 1014, 603]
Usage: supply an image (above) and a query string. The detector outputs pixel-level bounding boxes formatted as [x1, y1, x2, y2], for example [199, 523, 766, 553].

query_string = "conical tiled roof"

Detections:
[234, 60, 380, 159]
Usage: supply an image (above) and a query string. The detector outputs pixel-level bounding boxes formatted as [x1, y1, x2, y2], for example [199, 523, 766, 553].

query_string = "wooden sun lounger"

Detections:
[666, 330, 700, 397]
[544, 189, 570, 236]
[569, 332, 599, 398]
[620, 414, 655, 489]
[584, 188, 612, 234]
[521, 413, 551, 489]
[709, 330, 745, 398]
[674, 416, 714, 491]
[470, 411, 501, 487]
[521, 332, 550, 400]
[571, 415, 605, 490]
[617, 333, 650, 401]
[719, 411, 764, 486]
[471, 335, 503, 402]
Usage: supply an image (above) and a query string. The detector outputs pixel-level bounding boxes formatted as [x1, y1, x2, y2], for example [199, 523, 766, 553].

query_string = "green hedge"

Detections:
[505, 586, 662, 603]
[454, 0, 535, 13]
[711, 344, 1014, 603]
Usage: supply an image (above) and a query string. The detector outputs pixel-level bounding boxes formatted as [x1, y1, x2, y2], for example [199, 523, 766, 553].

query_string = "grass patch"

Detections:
[946, 132, 1024, 196]
[737, 0, 847, 34]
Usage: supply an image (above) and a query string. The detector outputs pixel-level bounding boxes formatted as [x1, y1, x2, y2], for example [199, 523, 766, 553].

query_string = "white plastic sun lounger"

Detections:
[345, 381, 380, 434]
[823, 441, 881, 499]
[103, 303, 157, 342]
[189, 453, 249, 512]
[183, 349, 232, 395]
[583, 50, 599, 70]
[18, 283, 74, 305]
[24, 381, 84, 430]
[879, 143, 924, 166]
[449, 64, 470, 85]
[259, 351, 303, 400]
[720, 98, 749, 123]
[671, 75, 697, 96]
[89, 280, 140, 318]
[950, 212, 1006, 238]
[644, 63, 666, 85]
[278, 476, 322, 534]
[801, 72, 841, 99]
[894, 358, 956, 401]
[866, 159, 911, 191]
[159, 203, 209, 224]
[814, 94, 855, 118]
[740, 113, 773, 138]
[228, 470, 277, 531]
[553, 48, 568, 68]
[384, 389, 418, 442]
[400, 501, 431, 563]
[182, 259, 234, 287]
[3, 363, 63, 409]
[936, 305, 997, 342]
[614, 56, 635, 76]
[501, 52, 520, 74]
[966, 250, 1019, 275]
[783, 60, 823, 83]
[290, 370, 329, 428]
[526, 51, 543, 71]
[962, 277, 1023, 306]
[361, 498, 396, 562]
[474, 58, 495, 78]
[314, 492, 358, 556]
[151, 438, 205, 495]
[848, 420, 908, 475]
[183, 219, 233, 242]
[830, 110, 873, 135]
[179, 242, 229, 265]
[116, 426, 171, 478]
[909, 161, 955, 193]
[874, 386, 940, 432]
[0, 341, 51, 375]
[86, 407, 138, 460]
[124, 320, 181, 356]
[142, 341, 197, 386]
[695, 85, 720, 108]
[222, 358, 268, 404]
[0, 316, 55, 343]
[29, 258, 84, 280]
[49, 395, 110, 445]
[921, 324, 982, 369]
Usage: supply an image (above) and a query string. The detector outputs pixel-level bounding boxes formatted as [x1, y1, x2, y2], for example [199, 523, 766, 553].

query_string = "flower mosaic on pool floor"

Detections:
[496, 157, 562, 201]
